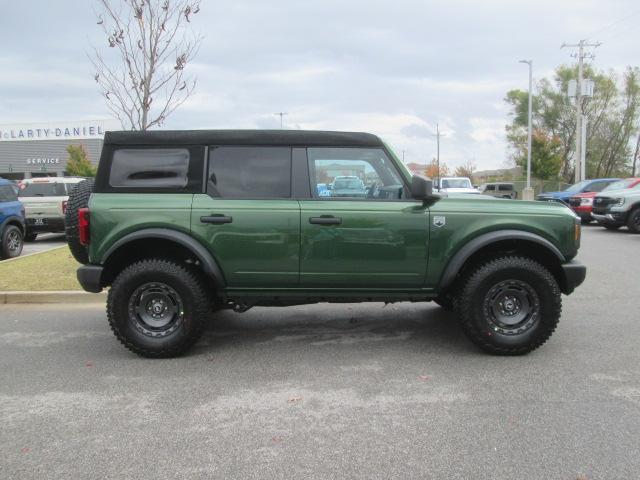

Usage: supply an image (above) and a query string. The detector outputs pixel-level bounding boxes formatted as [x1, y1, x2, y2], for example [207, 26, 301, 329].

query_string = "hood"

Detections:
[571, 191, 597, 199]
[440, 187, 480, 194]
[537, 190, 567, 199]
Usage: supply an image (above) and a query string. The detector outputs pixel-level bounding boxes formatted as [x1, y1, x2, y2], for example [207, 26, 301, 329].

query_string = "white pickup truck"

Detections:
[17, 177, 85, 241]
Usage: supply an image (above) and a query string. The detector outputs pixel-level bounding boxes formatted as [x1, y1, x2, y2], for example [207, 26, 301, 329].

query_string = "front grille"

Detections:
[568, 197, 581, 207]
[594, 196, 616, 206]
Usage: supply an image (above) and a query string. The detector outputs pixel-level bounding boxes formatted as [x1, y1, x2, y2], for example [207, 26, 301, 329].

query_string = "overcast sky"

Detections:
[0, 0, 638, 170]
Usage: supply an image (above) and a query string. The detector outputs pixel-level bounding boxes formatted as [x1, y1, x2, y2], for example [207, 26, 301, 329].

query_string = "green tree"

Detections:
[508, 128, 563, 180]
[505, 65, 640, 181]
[66, 145, 96, 177]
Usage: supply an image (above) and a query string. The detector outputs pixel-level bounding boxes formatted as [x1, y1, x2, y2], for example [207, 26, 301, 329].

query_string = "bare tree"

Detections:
[91, 0, 202, 130]
[454, 160, 476, 179]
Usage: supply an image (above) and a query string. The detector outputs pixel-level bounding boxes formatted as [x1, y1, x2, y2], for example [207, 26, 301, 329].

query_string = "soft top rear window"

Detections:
[18, 182, 67, 197]
[109, 148, 190, 189]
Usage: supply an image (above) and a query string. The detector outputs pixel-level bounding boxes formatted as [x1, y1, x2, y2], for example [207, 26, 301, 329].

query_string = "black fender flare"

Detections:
[1, 216, 26, 237]
[102, 228, 226, 287]
[439, 229, 565, 289]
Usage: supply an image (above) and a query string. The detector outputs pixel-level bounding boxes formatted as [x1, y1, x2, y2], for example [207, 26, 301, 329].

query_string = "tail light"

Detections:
[62, 201, 68, 215]
[79, 208, 90, 246]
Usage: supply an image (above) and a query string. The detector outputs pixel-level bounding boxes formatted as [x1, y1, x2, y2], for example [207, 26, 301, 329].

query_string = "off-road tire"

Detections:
[24, 232, 37, 242]
[454, 255, 561, 355]
[626, 207, 640, 234]
[1, 225, 23, 259]
[65, 179, 94, 264]
[107, 259, 210, 358]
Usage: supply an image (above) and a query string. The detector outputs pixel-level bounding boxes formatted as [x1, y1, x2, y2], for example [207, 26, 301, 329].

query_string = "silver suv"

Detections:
[18, 177, 85, 241]
[592, 182, 640, 233]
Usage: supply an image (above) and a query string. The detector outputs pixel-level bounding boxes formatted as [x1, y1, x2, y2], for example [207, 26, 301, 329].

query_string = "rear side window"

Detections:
[208, 147, 291, 199]
[498, 184, 513, 191]
[110, 148, 190, 188]
[0, 185, 18, 201]
[18, 182, 66, 197]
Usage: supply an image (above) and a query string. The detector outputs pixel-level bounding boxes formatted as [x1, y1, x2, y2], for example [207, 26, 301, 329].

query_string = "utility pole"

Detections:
[561, 40, 601, 182]
[274, 112, 288, 129]
[432, 124, 444, 188]
[519, 59, 534, 200]
[633, 133, 640, 177]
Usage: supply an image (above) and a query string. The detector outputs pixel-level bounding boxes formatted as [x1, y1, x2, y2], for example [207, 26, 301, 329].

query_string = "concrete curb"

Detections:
[0, 291, 107, 305]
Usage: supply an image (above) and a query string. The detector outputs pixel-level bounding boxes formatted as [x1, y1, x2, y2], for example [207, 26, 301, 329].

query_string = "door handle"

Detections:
[309, 215, 342, 225]
[200, 214, 233, 224]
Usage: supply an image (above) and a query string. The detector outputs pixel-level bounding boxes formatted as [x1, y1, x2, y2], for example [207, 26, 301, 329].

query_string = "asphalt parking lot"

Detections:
[1, 225, 639, 479]
[20, 233, 66, 257]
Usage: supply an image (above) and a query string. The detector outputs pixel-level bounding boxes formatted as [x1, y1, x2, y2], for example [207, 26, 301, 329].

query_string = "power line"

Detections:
[585, 9, 640, 40]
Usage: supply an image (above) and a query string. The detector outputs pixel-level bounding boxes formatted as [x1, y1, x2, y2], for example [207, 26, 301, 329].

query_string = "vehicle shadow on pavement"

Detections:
[193, 302, 474, 356]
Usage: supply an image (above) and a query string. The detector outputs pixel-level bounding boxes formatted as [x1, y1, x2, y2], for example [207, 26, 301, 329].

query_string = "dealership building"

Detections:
[0, 120, 119, 180]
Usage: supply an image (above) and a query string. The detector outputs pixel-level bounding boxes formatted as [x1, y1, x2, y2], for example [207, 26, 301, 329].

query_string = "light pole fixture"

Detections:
[519, 59, 533, 200]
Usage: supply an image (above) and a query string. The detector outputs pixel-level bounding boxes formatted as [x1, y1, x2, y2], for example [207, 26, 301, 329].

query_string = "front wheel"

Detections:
[107, 259, 211, 358]
[1, 225, 24, 259]
[454, 256, 561, 355]
[627, 208, 640, 234]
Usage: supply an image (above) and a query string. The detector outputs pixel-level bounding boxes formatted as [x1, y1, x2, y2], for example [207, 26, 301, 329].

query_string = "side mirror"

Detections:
[411, 175, 434, 200]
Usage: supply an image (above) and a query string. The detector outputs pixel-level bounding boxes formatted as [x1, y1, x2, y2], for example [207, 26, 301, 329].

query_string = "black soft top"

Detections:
[104, 129, 384, 147]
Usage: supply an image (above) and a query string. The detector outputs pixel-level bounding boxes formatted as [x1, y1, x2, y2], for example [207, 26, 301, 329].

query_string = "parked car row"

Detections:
[0, 176, 87, 260]
[537, 177, 640, 233]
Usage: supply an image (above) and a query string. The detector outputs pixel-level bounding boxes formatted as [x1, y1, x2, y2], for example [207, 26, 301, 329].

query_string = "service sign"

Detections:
[0, 119, 120, 142]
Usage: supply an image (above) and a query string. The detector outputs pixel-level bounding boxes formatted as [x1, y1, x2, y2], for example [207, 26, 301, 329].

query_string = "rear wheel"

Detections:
[65, 179, 94, 264]
[454, 256, 561, 355]
[1, 225, 23, 259]
[627, 207, 640, 234]
[107, 259, 210, 358]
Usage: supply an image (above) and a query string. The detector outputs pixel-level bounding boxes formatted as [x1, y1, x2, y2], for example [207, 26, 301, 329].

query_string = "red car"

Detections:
[569, 178, 640, 223]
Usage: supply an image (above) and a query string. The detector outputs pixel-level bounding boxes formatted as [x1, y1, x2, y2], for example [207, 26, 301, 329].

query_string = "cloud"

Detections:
[0, 0, 638, 170]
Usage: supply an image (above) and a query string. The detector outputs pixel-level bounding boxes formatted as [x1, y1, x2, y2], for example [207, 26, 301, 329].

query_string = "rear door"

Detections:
[190, 146, 300, 288]
[299, 147, 429, 288]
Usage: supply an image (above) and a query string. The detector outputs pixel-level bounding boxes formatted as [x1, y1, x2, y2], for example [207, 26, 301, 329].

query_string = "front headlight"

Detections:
[580, 198, 593, 206]
[615, 197, 625, 206]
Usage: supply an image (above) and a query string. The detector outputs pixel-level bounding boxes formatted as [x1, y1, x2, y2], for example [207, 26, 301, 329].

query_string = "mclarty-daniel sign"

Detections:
[0, 120, 119, 142]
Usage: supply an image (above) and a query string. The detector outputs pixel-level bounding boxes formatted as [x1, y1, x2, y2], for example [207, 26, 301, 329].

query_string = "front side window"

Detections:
[308, 147, 404, 200]
[498, 184, 513, 191]
[208, 147, 291, 199]
[109, 148, 190, 188]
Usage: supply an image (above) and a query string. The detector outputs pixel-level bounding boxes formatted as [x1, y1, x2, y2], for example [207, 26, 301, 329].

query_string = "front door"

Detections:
[299, 147, 429, 288]
[191, 146, 300, 288]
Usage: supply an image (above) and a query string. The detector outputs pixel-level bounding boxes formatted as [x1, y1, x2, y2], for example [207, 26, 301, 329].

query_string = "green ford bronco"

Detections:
[67, 130, 586, 358]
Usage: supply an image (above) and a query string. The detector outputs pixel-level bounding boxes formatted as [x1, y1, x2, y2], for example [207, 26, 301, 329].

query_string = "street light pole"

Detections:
[520, 59, 534, 200]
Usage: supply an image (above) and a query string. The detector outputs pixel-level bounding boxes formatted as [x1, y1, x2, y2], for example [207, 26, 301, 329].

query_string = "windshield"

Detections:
[603, 179, 637, 191]
[18, 182, 67, 197]
[563, 180, 591, 193]
[442, 178, 472, 189]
